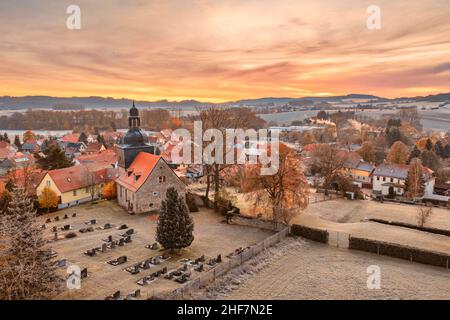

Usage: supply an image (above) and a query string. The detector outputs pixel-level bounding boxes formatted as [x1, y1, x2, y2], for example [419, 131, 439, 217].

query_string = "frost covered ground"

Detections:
[191, 237, 450, 300]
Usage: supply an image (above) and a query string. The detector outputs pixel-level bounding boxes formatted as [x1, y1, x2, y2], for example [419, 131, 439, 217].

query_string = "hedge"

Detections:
[291, 225, 329, 243]
[349, 237, 449, 268]
[368, 218, 450, 237]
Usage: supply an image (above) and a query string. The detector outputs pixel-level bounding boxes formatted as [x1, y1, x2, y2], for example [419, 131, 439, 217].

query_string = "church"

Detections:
[115, 103, 186, 214]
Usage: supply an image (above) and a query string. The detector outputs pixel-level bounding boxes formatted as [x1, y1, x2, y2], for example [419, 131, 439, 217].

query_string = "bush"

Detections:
[291, 225, 329, 243]
[65, 232, 77, 239]
[186, 193, 199, 212]
[349, 237, 450, 268]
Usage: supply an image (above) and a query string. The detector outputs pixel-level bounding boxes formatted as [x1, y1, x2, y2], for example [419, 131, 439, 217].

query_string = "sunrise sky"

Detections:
[1, 0, 450, 102]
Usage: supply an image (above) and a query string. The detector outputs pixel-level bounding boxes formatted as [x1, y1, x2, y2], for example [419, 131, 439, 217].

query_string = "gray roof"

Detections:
[373, 163, 409, 179]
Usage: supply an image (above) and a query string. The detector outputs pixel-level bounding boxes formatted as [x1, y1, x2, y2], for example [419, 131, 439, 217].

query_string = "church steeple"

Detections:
[129, 101, 140, 128]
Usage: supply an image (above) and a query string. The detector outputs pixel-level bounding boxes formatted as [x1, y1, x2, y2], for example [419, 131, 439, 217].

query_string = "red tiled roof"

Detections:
[116, 152, 161, 192]
[85, 142, 105, 153]
[76, 149, 117, 170]
[47, 165, 108, 193]
[61, 133, 80, 143]
[0, 147, 15, 159]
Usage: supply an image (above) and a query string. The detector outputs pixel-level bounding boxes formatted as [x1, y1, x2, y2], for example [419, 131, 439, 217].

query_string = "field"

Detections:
[293, 198, 450, 255]
[202, 237, 450, 300]
[40, 201, 273, 300]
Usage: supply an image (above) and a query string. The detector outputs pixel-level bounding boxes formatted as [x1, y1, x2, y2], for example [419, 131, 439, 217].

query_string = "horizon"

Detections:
[1, 1, 450, 102]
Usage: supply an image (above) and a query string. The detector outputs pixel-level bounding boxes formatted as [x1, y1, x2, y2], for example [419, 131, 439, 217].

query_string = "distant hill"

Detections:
[0, 92, 448, 110]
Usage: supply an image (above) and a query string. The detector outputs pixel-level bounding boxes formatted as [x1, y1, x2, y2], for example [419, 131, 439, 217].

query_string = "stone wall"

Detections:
[134, 159, 186, 213]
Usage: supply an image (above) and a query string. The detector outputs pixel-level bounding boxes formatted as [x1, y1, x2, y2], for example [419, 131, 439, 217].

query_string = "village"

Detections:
[0, 101, 449, 300]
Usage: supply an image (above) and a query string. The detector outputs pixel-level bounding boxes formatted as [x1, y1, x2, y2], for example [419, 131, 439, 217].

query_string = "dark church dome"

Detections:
[123, 128, 148, 145]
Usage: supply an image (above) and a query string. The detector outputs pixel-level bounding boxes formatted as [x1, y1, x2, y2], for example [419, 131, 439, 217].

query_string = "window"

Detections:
[158, 176, 166, 183]
[377, 176, 380, 181]
[73, 190, 77, 196]
[85, 187, 89, 193]
[46, 180, 51, 187]
[383, 177, 386, 182]
[153, 191, 159, 196]
[390, 178, 393, 183]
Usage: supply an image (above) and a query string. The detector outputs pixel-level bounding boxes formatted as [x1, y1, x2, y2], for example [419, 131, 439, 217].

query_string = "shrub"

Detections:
[65, 232, 77, 239]
[186, 193, 199, 212]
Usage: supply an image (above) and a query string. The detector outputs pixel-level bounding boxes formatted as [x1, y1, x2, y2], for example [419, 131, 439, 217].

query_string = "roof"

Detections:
[61, 133, 81, 143]
[116, 152, 161, 192]
[0, 147, 15, 159]
[85, 142, 105, 153]
[373, 163, 410, 179]
[46, 165, 108, 193]
[345, 159, 375, 173]
[76, 149, 117, 171]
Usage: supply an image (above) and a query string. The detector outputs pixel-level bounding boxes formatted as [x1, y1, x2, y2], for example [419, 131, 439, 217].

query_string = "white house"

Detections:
[372, 163, 435, 197]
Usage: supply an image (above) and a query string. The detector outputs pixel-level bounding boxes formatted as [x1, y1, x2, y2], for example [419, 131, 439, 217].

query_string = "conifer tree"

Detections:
[0, 188, 61, 299]
[156, 188, 194, 252]
[14, 135, 22, 151]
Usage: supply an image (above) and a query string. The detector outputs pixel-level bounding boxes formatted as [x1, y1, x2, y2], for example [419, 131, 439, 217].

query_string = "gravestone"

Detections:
[52, 226, 57, 232]
[63, 224, 70, 231]
[118, 224, 128, 230]
[90, 219, 96, 225]
[80, 268, 88, 278]
[53, 232, 58, 240]
[118, 238, 124, 246]
[63, 214, 68, 219]
[117, 256, 127, 264]
[41, 224, 46, 229]
[112, 290, 120, 300]
[126, 229, 134, 235]
[46, 218, 51, 223]
[133, 289, 141, 298]
[110, 241, 116, 249]
[104, 223, 112, 229]
[57, 259, 67, 268]
[217, 254, 222, 263]
[107, 235, 113, 242]
[72, 213, 77, 218]
[54, 216, 59, 221]
[124, 236, 132, 243]
[101, 243, 107, 253]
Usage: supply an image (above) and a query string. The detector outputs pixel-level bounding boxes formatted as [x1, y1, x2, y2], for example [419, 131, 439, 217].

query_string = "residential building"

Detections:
[372, 163, 435, 197]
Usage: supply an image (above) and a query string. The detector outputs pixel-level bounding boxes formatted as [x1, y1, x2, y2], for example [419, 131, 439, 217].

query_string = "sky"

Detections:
[0, 0, 450, 102]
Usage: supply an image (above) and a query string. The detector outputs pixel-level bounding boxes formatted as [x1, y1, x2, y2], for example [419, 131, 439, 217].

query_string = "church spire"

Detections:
[129, 101, 140, 128]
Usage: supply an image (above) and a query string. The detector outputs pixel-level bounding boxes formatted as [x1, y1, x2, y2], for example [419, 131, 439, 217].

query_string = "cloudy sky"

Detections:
[1, 0, 450, 102]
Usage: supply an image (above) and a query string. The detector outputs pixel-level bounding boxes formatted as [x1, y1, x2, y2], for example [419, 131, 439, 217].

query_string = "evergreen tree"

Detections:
[425, 138, 433, 151]
[0, 188, 61, 299]
[408, 145, 421, 163]
[434, 140, 444, 158]
[3, 133, 10, 143]
[78, 132, 88, 144]
[14, 135, 22, 151]
[156, 188, 194, 252]
[35, 144, 72, 170]
[97, 134, 106, 145]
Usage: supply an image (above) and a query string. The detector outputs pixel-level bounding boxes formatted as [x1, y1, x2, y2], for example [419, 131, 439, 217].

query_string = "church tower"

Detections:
[116, 102, 159, 171]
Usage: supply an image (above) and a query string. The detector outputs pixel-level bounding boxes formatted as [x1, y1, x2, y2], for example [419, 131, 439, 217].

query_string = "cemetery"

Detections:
[40, 200, 273, 299]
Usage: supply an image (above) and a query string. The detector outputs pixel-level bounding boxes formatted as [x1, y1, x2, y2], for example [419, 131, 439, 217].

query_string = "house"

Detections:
[116, 152, 186, 214]
[75, 149, 118, 171]
[372, 163, 435, 197]
[21, 140, 40, 153]
[36, 165, 114, 209]
[85, 142, 106, 154]
[344, 159, 375, 188]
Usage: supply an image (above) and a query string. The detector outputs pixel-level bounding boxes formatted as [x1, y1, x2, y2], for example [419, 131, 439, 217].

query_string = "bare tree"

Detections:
[416, 204, 432, 227]
[84, 168, 100, 201]
[311, 144, 347, 193]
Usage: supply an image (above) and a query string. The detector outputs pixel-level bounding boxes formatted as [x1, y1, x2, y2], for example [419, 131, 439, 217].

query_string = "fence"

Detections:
[162, 227, 290, 300]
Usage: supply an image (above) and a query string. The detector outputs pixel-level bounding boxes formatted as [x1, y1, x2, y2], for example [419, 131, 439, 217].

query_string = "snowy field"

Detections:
[192, 237, 450, 300]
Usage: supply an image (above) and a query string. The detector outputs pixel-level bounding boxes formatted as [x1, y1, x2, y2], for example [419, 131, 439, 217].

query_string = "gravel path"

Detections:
[194, 237, 450, 300]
